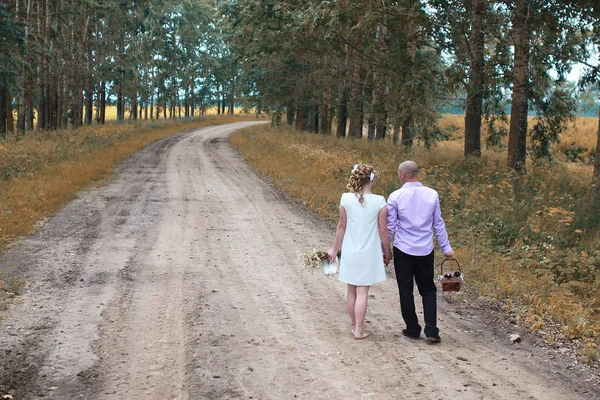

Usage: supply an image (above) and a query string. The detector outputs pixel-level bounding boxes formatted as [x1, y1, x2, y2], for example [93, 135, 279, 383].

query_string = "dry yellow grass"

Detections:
[0, 114, 263, 248]
[231, 123, 600, 362]
[439, 114, 598, 159]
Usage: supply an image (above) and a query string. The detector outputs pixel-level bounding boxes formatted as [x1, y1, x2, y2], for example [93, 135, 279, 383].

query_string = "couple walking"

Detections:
[328, 161, 455, 341]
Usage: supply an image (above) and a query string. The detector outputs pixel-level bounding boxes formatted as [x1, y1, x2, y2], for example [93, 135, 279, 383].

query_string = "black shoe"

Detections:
[402, 329, 421, 340]
[425, 335, 441, 343]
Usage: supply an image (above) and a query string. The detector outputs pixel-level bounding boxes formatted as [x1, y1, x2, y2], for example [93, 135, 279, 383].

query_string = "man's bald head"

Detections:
[398, 161, 419, 180]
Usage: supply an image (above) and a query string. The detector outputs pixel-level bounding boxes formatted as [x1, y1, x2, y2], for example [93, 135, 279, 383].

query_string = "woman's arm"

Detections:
[378, 206, 392, 264]
[328, 205, 347, 262]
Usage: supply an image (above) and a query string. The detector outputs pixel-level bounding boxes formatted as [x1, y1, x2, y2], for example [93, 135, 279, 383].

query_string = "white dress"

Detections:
[338, 193, 387, 286]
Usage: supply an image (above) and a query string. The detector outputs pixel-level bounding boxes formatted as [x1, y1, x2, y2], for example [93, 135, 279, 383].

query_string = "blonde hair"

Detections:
[347, 164, 374, 206]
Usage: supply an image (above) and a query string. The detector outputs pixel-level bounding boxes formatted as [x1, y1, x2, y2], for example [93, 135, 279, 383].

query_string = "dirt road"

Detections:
[1, 121, 598, 399]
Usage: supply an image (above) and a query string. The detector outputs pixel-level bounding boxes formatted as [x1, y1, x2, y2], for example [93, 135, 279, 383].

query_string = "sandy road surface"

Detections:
[0, 121, 598, 399]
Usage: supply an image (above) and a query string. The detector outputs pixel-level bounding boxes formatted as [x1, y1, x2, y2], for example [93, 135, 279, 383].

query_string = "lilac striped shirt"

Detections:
[386, 182, 452, 256]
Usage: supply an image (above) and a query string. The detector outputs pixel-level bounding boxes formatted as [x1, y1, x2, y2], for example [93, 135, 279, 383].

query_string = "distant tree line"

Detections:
[0, 0, 238, 136]
[226, 0, 600, 184]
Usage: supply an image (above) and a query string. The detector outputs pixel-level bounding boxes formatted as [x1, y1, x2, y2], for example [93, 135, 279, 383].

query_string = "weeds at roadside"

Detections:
[0, 272, 27, 317]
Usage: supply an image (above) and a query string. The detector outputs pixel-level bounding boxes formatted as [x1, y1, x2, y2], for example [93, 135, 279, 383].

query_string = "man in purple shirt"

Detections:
[386, 160, 454, 343]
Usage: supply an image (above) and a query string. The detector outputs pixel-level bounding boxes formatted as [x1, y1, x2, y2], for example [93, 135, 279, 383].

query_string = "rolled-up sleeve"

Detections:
[433, 194, 452, 254]
[386, 194, 397, 244]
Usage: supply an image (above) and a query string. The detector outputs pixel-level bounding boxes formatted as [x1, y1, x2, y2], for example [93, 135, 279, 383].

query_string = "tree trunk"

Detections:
[367, 117, 376, 140]
[348, 56, 363, 138]
[17, 77, 27, 132]
[117, 85, 124, 121]
[150, 74, 155, 120]
[373, 22, 389, 140]
[37, 84, 46, 130]
[401, 0, 418, 147]
[336, 84, 348, 138]
[311, 103, 319, 133]
[508, 0, 531, 172]
[16, 86, 26, 132]
[99, 81, 106, 124]
[36, 0, 44, 130]
[56, 78, 62, 129]
[61, 76, 68, 128]
[320, 93, 331, 134]
[218, 86, 222, 115]
[71, 88, 83, 128]
[185, 85, 190, 117]
[0, 88, 6, 137]
[393, 122, 400, 145]
[401, 116, 414, 147]
[6, 94, 14, 135]
[464, 0, 486, 157]
[295, 103, 307, 132]
[16, 0, 30, 133]
[25, 86, 34, 130]
[50, 78, 58, 129]
[85, 42, 93, 125]
[286, 103, 295, 127]
[190, 79, 195, 117]
[132, 92, 138, 120]
[594, 105, 600, 187]
[231, 77, 236, 114]
[85, 89, 93, 125]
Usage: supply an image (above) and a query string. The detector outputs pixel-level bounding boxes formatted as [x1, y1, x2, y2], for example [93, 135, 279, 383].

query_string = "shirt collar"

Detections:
[402, 181, 423, 188]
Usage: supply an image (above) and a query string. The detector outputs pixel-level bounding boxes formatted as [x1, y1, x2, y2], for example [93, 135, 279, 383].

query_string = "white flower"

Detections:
[351, 164, 360, 174]
[370, 172, 375, 181]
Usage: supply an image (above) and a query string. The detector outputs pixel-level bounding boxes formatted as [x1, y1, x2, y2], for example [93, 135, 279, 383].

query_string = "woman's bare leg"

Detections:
[354, 286, 370, 339]
[347, 284, 357, 332]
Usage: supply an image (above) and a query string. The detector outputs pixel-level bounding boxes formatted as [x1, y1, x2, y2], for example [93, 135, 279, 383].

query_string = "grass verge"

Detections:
[231, 123, 600, 362]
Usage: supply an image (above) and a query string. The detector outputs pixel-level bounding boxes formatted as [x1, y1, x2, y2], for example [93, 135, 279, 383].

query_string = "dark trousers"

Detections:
[393, 247, 439, 337]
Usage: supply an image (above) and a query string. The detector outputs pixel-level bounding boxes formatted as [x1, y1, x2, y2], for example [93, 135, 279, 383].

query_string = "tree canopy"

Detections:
[2, 0, 600, 182]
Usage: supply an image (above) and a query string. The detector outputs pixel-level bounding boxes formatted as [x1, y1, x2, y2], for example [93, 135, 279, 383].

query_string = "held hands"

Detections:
[383, 249, 392, 265]
[328, 248, 338, 263]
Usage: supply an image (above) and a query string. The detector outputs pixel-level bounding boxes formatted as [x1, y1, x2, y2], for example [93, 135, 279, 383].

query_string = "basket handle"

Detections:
[440, 258, 461, 275]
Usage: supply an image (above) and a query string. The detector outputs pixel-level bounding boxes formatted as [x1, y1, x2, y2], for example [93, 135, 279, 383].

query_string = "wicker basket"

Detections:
[439, 259, 462, 292]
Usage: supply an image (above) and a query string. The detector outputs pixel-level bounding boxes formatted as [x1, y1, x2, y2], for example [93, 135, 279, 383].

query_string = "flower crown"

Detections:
[351, 164, 375, 182]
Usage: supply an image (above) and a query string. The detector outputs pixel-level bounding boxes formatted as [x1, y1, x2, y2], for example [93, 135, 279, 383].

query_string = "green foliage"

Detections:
[0, 4, 24, 94]
[531, 88, 577, 161]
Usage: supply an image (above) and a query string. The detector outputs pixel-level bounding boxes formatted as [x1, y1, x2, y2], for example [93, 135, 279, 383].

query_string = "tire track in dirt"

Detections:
[0, 121, 598, 399]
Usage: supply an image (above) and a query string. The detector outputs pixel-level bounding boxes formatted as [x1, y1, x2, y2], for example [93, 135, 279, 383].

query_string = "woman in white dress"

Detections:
[328, 164, 392, 340]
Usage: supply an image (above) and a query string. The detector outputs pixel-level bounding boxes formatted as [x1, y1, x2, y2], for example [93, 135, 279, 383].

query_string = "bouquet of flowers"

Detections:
[297, 248, 341, 276]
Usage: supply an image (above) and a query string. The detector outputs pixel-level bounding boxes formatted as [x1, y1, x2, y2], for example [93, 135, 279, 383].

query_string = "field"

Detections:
[11, 105, 247, 126]
[230, 115, 600, 362]
[439, 114, 598, 161]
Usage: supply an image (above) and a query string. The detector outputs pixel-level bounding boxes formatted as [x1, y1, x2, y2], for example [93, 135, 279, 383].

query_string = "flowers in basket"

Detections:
[297, 248, 341, 276]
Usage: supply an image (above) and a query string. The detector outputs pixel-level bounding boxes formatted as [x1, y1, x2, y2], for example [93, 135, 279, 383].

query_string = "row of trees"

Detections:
[0, 0, 238, 136]
[2, 0, 600, 183]
[226, 0, 600, 182]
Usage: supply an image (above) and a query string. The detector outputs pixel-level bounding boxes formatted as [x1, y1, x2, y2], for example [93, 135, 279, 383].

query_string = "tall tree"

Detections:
[464, 0, 487, 157]
[0, 3, 23, 137]
[507, 0, 531, 171]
